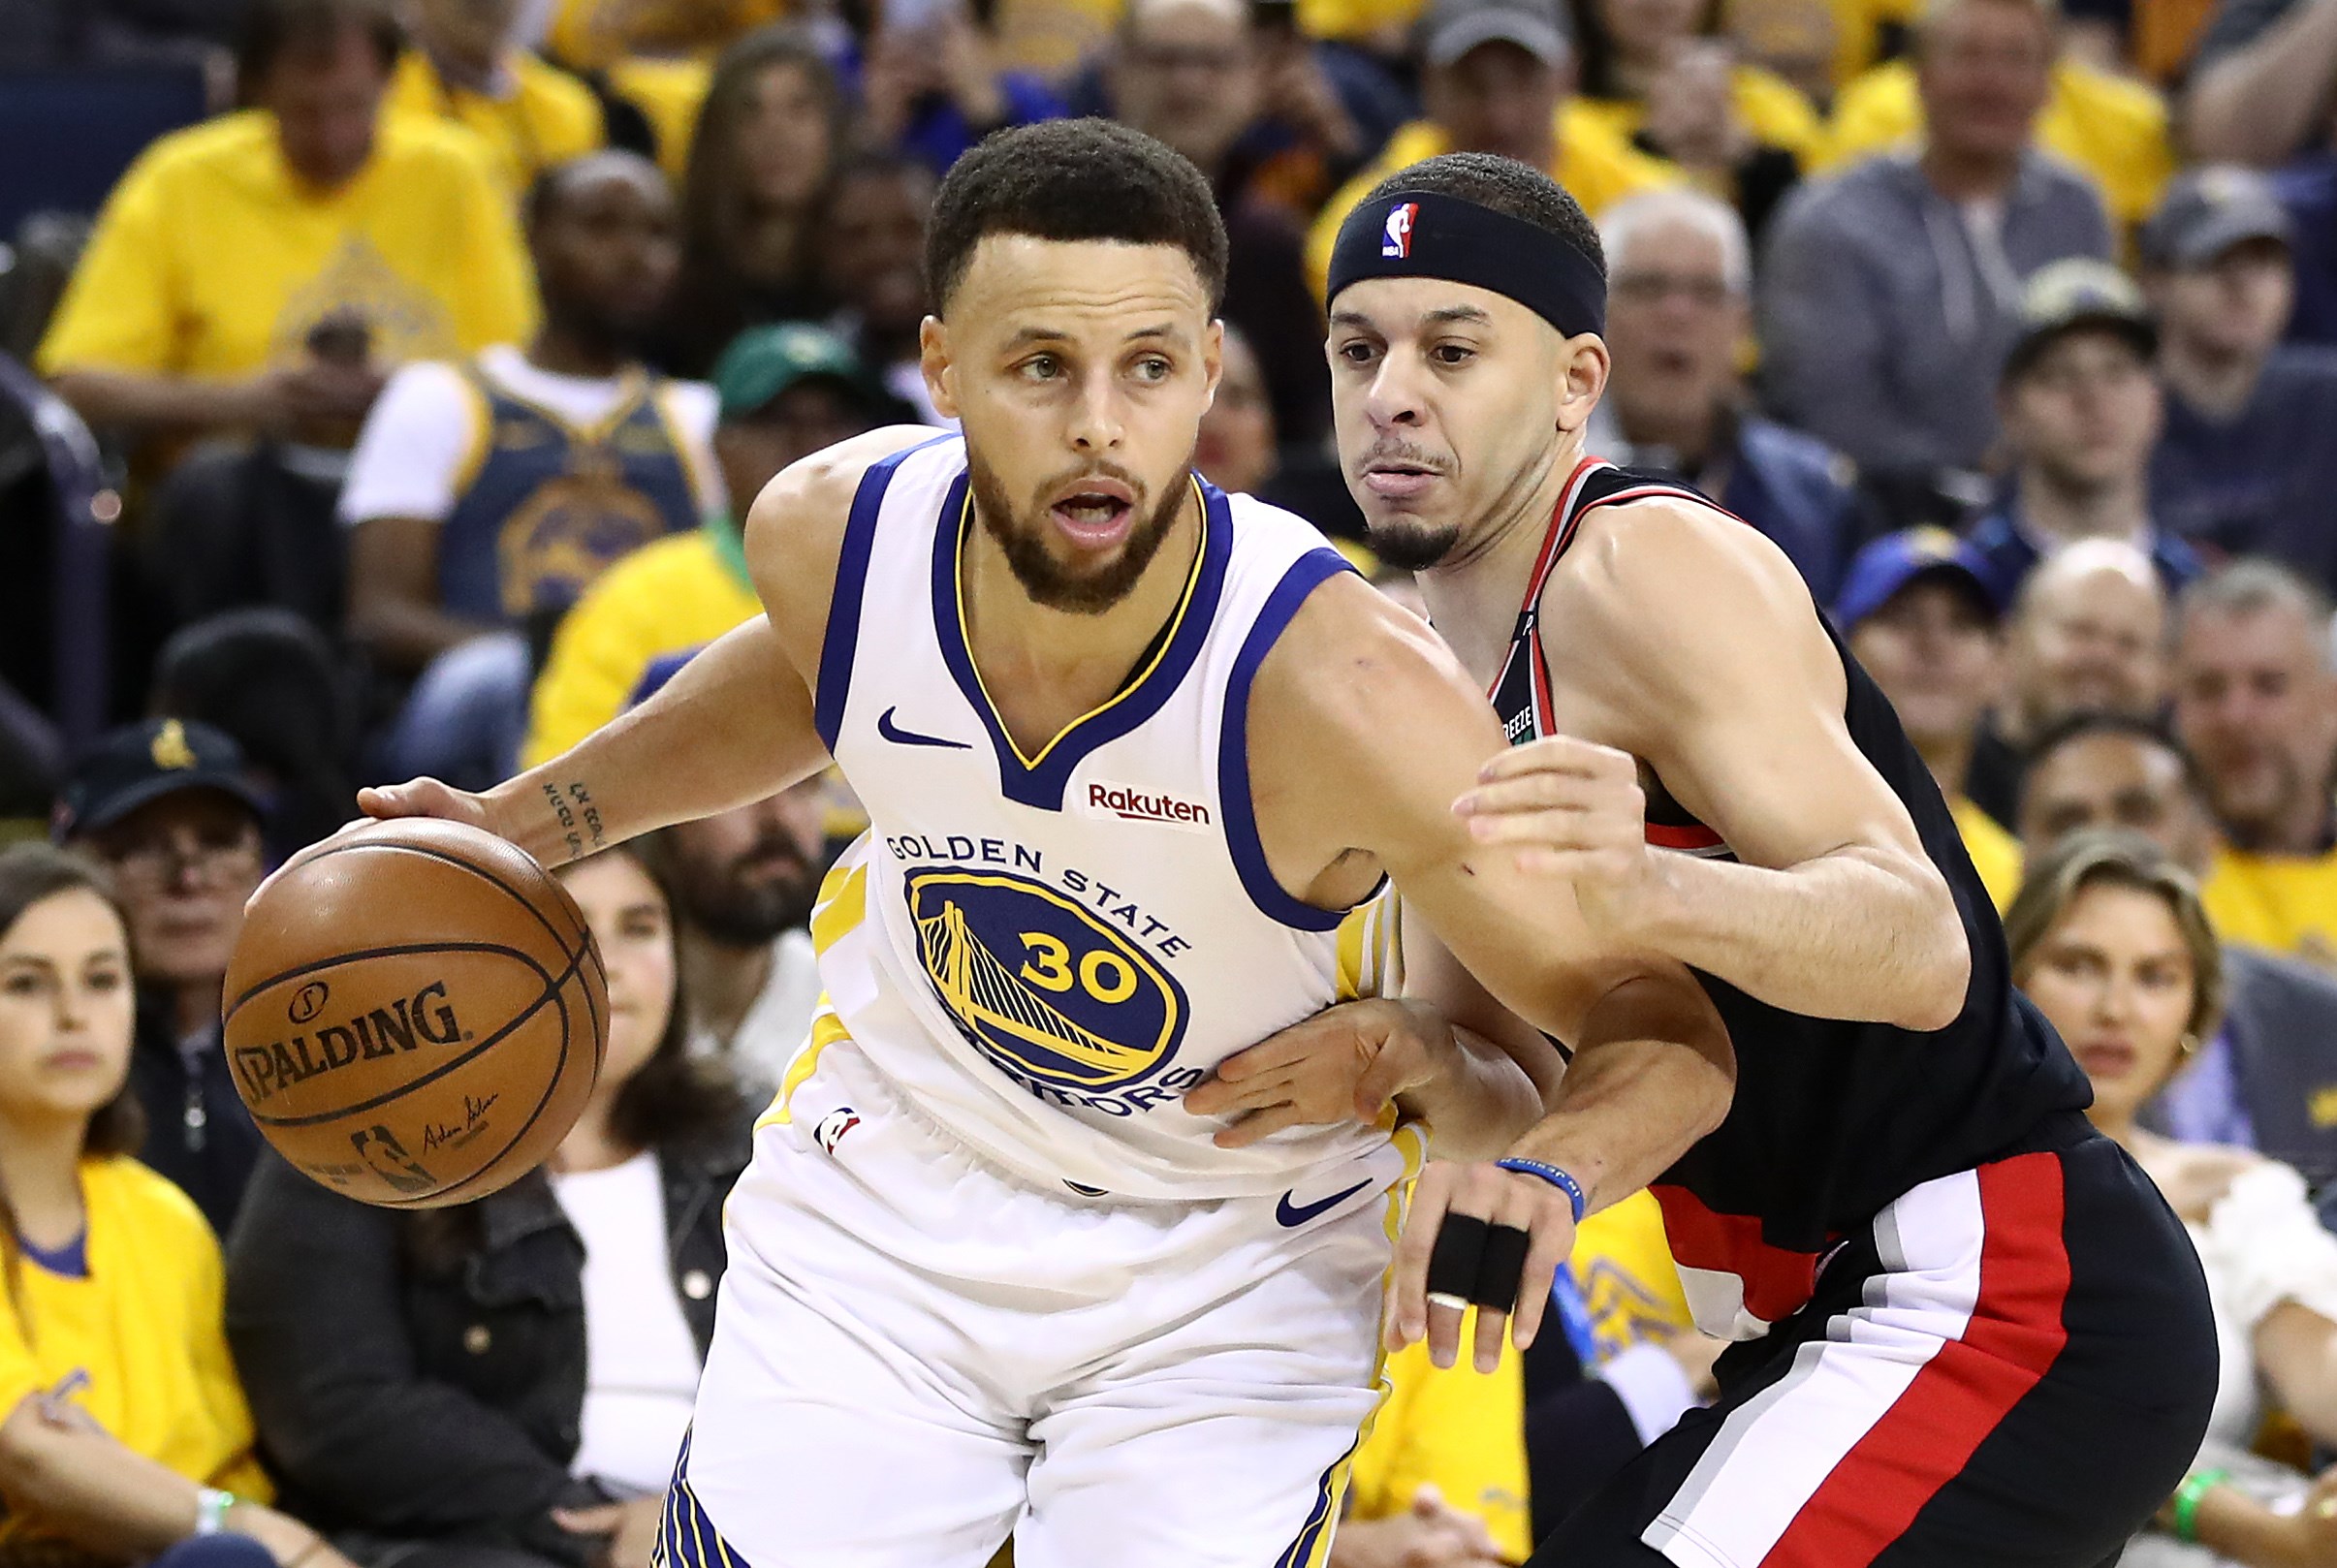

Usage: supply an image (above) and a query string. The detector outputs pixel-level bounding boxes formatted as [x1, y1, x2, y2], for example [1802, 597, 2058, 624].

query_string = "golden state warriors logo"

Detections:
[906, 867, 1187, 1092]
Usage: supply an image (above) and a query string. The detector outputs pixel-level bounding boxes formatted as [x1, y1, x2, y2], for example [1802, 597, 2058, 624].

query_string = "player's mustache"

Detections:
[1036, 461, 1147, 502]
[1355, 440, 1451, 476]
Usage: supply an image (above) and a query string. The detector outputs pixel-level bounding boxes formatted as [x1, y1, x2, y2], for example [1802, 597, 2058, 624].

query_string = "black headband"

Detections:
[1326, 191, 1606, 339]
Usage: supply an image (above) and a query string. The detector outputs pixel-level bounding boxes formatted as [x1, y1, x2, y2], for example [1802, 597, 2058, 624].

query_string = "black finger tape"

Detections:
[1425, 1212, 1491, 1301]
[1472, 1222, 1532, 1315]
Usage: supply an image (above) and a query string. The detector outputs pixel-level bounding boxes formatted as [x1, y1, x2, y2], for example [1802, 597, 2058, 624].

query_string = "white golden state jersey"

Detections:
[772, 434, 1403, 1201]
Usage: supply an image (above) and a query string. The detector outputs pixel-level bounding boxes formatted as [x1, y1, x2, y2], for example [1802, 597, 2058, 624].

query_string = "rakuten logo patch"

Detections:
[1080, 781, 1213, 833]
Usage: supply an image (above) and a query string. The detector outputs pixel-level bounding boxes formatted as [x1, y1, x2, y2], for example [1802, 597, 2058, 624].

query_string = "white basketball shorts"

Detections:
[658, 1036, 1425, 1568]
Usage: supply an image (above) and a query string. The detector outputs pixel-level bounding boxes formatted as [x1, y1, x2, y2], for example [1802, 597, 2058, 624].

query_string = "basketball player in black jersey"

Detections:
[1217, 153, 2217, 1565]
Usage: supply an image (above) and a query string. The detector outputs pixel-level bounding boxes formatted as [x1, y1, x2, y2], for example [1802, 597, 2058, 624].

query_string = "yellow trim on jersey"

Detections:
[951, 477, 1210, 772]
[1334, 889, 1406, 1003]
[808, 860, 867, 956]
[761, 1005, 855, 1129]
[1284, 1121, 1430, 1568]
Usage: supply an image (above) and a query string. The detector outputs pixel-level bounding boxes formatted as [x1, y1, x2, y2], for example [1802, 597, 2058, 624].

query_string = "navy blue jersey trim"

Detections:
[1217, 548, 1360, 932]
[812, 437, 948, 752]
[932, 474, 1233, 811]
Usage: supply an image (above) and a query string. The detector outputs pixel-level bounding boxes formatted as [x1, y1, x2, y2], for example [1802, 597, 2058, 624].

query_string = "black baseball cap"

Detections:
[2002, 259, 2158, 384]
[2139, 166, 2294, 271]
[54, 718, 264, 841]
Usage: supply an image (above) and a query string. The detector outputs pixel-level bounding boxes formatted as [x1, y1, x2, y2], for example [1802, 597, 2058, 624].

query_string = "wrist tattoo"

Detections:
[541, 780, 595, 862]
[565, 782, 607, 851]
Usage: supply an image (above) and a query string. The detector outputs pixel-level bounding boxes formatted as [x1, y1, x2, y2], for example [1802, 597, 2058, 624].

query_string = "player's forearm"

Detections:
[480, 617, 828, 867]
[1635, 848, 1969, 1032]
[1397, 1023, 1547, 1161]
[1507, 976, 1734, 1214]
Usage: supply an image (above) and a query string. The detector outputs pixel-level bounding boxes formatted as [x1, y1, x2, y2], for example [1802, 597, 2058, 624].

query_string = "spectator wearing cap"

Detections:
[1963, 259, 2203, 610]
[35, 0, 535, 451]
[2016, 710, 2337, 1181]
[2172, 559, 2337, 968]
[385, 0, 606, 193]
[2144, 167, 2337, 599]
[1306, 0, 1678, 298]
[1563, 0, 1826, 240]
[1757, 0, 2112, 495]
[343, 151, 711, 792]
[1586, 188, 1866, 604]
[1966, 538, 2169, 829]
[1834, 529, 2024, 908]
[54, 720, 268, 1236]
[526, 324, 891, 768]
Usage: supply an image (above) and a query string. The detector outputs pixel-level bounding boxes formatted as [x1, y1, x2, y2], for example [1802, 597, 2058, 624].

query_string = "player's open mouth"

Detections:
[1049, 484, 1136, 547]
[1361, 462, 1440, 500]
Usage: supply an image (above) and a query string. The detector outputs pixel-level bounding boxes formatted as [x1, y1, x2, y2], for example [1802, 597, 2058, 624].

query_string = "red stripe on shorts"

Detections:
[1759, 1151, 2073, 1568]
[1650, 1185, 1827, 1325]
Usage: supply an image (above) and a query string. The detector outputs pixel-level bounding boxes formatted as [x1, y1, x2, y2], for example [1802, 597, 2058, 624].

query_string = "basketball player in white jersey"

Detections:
[353, 121, 1735, 1567]
[1246, 151, 2216, 1567]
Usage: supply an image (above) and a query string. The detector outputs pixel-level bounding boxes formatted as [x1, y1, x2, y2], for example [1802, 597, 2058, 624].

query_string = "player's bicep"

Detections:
[1565, 515, 1926, 872]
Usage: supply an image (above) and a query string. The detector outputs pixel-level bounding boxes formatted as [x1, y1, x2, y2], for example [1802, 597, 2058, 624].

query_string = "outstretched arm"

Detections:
[1459, 499, 1970, 1032]
[359, 427, 933, 862]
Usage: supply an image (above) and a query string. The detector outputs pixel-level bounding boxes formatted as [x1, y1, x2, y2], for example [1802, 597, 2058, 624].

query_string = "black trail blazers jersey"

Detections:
[1491, 459, 2092, 1340]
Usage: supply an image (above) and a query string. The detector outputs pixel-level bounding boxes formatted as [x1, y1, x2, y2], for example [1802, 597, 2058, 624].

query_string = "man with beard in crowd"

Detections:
[648, 776, 832, 1086]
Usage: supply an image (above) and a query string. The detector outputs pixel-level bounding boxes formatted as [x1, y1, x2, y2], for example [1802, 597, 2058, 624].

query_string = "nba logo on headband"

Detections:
[1381, 202, 1418, 259]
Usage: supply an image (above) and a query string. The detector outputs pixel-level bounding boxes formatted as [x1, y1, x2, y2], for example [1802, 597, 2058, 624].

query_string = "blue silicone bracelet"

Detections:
[1496, 1157, 1588, 1224]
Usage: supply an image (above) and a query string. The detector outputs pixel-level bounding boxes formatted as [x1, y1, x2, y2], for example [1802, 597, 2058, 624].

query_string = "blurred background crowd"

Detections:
[13, 0, 2337, 1558]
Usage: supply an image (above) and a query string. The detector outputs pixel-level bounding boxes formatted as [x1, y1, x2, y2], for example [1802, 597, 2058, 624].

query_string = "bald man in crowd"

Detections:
[1966, 538, 2170, 827]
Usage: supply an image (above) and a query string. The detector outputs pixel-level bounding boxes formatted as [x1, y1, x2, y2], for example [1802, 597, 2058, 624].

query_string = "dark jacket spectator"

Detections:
[1590, 187, 1865, 603]
[138, 439, 350, 646]
[1757, 0, 2112, 487]
[228, 844, 754, 1568]
[2143, 167, 2337, 595]
[56, 718, 268, 1237]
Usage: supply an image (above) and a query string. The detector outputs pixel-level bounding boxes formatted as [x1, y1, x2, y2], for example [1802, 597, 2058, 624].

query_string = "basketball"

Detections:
[222, 817, 608, 1208]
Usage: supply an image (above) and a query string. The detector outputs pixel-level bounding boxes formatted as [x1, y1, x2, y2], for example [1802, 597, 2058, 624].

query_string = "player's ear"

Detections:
[1554, 332, 1610, 435]
[921, 315, 960, 421]
[1201, 318, 1225, 411]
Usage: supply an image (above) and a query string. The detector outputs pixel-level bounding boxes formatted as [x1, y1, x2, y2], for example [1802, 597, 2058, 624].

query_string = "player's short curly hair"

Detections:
[1360, 151, 1607, 279]
[926, 119, 1230, 314]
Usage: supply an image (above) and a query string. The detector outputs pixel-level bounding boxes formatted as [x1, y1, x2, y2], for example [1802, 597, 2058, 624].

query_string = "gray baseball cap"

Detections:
[2139, 165, 2294, 270]
[1420, 0, 1571, 67]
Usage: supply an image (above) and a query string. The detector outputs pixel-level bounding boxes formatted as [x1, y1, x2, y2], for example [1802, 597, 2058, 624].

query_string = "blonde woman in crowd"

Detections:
[2007, 831, 2337, 1565]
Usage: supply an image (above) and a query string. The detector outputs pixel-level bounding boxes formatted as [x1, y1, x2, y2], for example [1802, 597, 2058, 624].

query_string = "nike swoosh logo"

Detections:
[877, 707, 970, 750]
[1275, 1178, 1373, 1228]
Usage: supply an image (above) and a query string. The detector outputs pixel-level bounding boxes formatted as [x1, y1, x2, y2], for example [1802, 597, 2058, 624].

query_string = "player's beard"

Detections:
[967, 449, 1188, 615]
[1364, 516, 1463, 571]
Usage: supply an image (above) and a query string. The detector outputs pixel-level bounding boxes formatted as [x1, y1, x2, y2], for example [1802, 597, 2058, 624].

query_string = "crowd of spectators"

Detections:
[16, 0, 2337, 1554]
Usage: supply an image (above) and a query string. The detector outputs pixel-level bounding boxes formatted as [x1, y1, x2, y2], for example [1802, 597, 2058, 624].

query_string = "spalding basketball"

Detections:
[223, 817, 607, 1208]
